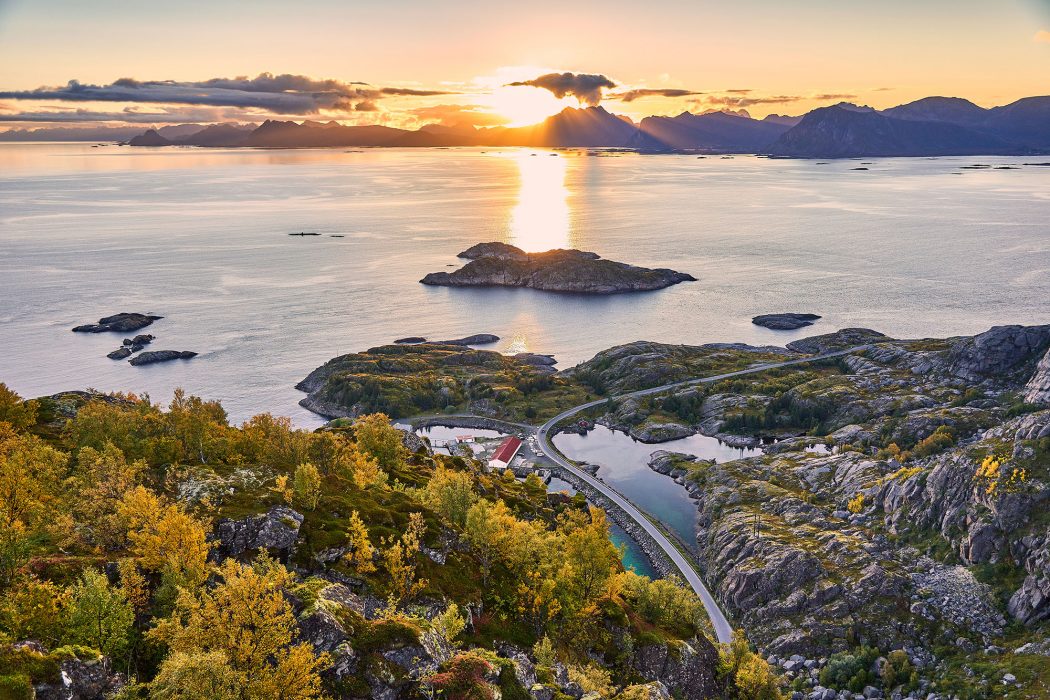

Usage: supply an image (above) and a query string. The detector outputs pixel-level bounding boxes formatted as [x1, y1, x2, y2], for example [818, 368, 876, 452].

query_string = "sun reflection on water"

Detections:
[507, 150, 571, 251]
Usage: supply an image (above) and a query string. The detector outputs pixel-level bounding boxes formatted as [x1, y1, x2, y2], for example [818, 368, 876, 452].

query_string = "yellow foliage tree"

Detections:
[0, 384, 37, 431]
[423, 466, 476, 528]
[381, 512, 428, 605]
[352, 413, 405, 472]
[0, 428, 67, 585]
[68, 442, 147, 550]
[292, 462, 322, 510]
[118, 486, 210, 588]
[150, 557, 327, 700]
[343, 510, 376, 574]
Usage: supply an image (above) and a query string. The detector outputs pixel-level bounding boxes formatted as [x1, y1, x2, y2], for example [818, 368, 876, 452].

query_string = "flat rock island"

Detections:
[752, 313, 822, 330]
[420, 242, 696, 294]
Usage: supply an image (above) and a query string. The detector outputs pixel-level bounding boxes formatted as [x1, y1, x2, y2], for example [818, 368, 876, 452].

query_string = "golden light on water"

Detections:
[506, 150, 572, 252]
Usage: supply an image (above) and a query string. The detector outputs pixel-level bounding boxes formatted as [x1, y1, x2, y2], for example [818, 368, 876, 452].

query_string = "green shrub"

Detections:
[0, 674, 32, 700]
[819, 647, 879, 691]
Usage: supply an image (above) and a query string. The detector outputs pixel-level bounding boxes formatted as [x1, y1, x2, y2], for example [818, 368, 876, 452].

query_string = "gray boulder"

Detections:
[212, 505, 304, 562]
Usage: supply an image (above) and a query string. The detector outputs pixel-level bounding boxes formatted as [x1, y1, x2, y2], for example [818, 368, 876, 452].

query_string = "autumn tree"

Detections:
[118, 486, 210, 588]
[239, 413, 311, 470]
[0, 427, 67, 585]
[150, 556, 327, 700]
[0, 384, 37, 431]
[424, 466, 476, 528]
[150, 651, 241, 700]
[66, 568, 135, 658]
[353, 413, 405, 472]
[559, 507, 620, 608]
[292, 462, 322, 510]
[343, 510, 377, 575]
[67, 441, 147, 550]
[168, 389, 231, 464]
[381, 512, 428, 605]
[0, 576, 68, 646]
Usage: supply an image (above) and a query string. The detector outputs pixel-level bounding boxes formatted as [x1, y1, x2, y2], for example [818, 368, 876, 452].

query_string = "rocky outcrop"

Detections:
[128, 350, 198, 365]
[394, 336, 427, 344]
[421, 243, 695, 294]
[630, 422, 696, 442]
[943, 324, 1050, 383]
[786, 328, 890, 354]
[212, 505, 304, 562]
[753, 313, 822, 330]
[12, 642, 126, 700]
[1023, 347, 1050, 405]
[106, 347, 132, 360]
[1008, 537, 1050, 624]
[630, 638, 721, 700]
[72, 312, 162, 333]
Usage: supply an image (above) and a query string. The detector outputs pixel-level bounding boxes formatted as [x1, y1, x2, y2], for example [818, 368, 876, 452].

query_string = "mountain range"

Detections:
[6, 95, 1050, 157]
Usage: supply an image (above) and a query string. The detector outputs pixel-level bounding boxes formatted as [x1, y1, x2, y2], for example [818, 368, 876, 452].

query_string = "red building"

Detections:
[488, 436, 522, 470]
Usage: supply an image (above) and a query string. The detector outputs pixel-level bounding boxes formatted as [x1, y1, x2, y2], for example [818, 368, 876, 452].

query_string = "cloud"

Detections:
[409, 103, 509, 128]
[611, 88, 702, 102]
[380, 87, 456, 97]
[1036, 29, 1050, 42]
[0, 73, 458, 115]
[506, 72, 616, 106]
[699, 92, 856, 108]
[0, 106, 244, 123]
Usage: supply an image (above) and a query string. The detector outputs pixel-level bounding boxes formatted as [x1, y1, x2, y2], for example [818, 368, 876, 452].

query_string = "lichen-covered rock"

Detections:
[212, 505, 304, 562]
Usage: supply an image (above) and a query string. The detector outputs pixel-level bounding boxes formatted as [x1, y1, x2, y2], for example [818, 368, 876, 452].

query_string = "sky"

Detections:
[1, 0, 1048, 130]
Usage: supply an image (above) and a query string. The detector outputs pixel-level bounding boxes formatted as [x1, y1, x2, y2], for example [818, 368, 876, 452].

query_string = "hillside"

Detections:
[0, 385, 750, 699]
[767, 105, 1016, 158]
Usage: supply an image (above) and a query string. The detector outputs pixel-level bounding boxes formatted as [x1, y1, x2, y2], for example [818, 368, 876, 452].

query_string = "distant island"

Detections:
[420, 242, 696, 294]
[9, 94, 1049, 158]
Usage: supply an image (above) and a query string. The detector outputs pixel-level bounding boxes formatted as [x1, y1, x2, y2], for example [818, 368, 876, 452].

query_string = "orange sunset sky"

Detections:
[1, 0, 1048, 130]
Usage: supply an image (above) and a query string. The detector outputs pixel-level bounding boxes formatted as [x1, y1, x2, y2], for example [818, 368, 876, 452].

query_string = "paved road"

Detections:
[536, 345, 872, 644]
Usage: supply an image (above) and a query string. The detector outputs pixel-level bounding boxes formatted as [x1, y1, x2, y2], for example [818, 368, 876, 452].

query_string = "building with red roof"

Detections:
[488, 436, 522, 471]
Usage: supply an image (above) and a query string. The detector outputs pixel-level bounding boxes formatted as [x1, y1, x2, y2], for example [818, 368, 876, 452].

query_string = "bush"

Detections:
[911, 426, 955, 459]
[880, 649, 914, 690]
[819, 647, 879, 692]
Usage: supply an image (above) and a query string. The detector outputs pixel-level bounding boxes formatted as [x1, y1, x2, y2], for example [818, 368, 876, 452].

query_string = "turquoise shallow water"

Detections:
[553, 425, 763, 547]
[2, 144, 1049, 429]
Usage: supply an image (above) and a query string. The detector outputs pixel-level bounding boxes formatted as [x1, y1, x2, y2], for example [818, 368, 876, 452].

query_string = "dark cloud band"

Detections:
[507, 72, 616, 106]
[0, 73, 458, 115]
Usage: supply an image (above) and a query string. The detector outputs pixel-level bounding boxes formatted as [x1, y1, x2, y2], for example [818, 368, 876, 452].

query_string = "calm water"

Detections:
[553, 424, 763, 546]
[2, 143, 1049, 428]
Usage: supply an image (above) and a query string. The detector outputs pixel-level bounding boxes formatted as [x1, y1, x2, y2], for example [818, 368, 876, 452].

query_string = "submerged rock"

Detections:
[753, 313, 822, 330]
[421, 243, 695, 294]
[128, 350, 197, 366]
[394, 336, 427, 344]
[106, 347, 132, 360]
[122, 333, 155, 346]
[72, 312, 162, 333]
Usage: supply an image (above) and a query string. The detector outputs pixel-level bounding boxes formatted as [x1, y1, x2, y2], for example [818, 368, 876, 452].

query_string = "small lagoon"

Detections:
[553, 425, 763, 547]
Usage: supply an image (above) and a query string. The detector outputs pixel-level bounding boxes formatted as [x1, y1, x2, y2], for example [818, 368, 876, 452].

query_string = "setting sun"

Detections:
[482, 85, 576, 127]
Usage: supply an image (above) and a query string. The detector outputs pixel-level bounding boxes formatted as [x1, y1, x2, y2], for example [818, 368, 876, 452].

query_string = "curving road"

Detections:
[536, 345, 872, 644]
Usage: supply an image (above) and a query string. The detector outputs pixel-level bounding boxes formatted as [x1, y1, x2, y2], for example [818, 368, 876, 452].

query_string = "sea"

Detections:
[3, 143, 1049, 429]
